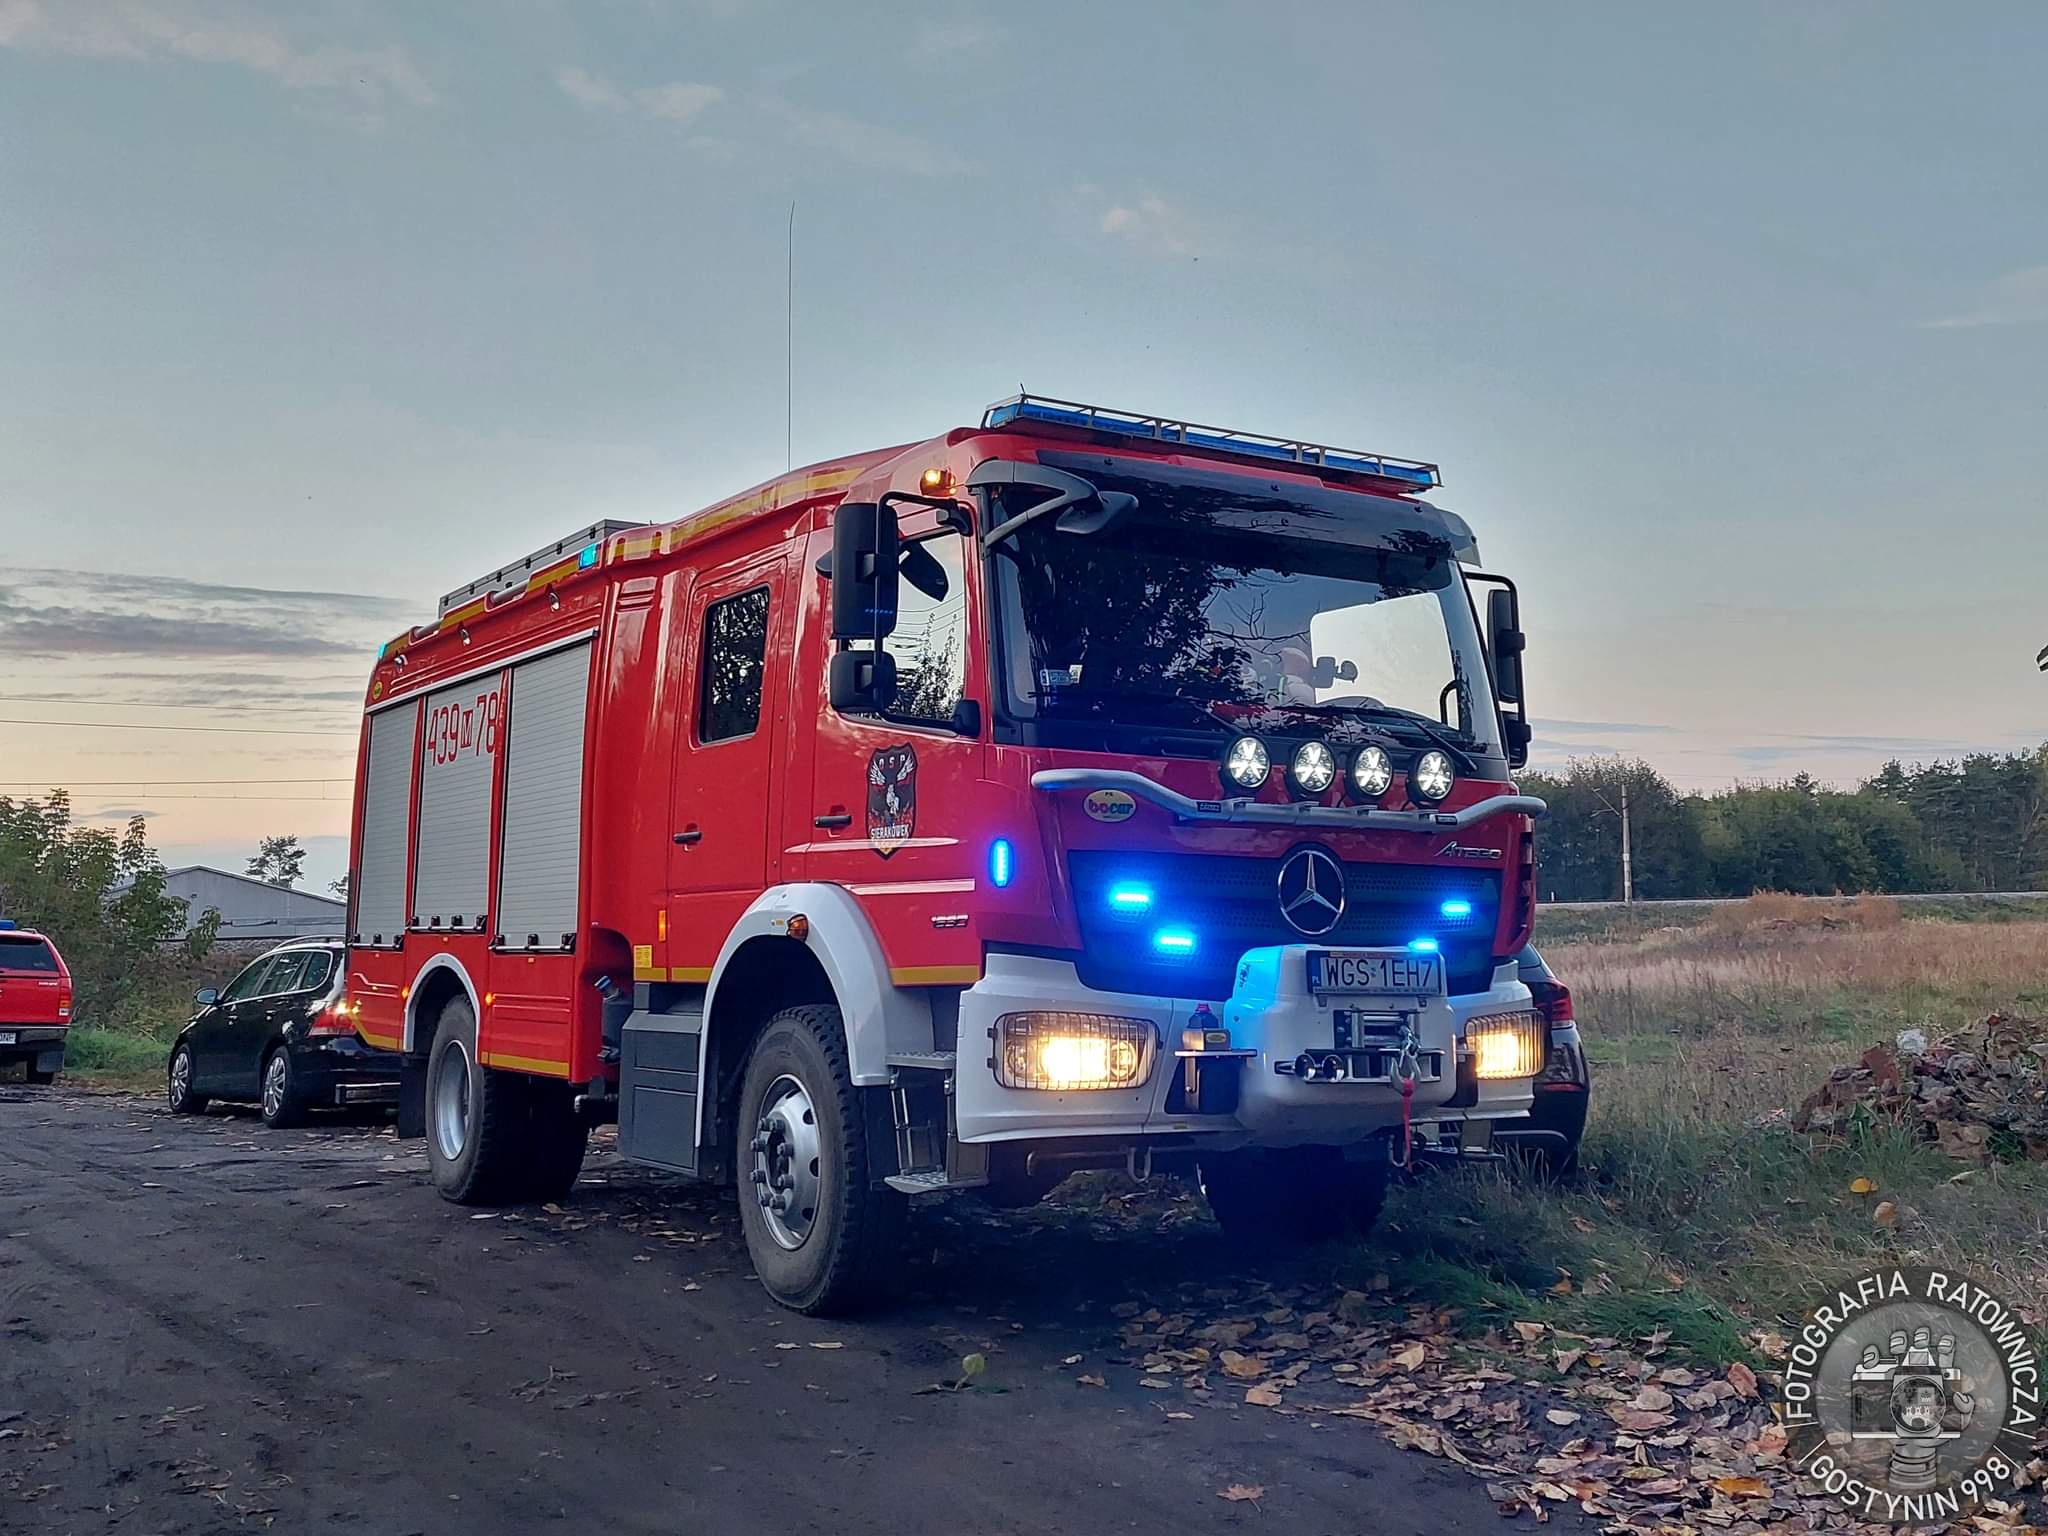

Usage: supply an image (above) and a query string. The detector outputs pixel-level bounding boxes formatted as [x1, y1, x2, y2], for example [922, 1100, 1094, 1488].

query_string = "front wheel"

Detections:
[1199, 1147, 1390, 1243]
[167, 1042, 208, 1115]
[734, 1004, 902, 1314]
[260, 1048, 306, 1129]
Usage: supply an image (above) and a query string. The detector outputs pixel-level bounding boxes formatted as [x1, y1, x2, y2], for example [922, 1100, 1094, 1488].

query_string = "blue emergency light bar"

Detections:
[981, 394, 1440, 490]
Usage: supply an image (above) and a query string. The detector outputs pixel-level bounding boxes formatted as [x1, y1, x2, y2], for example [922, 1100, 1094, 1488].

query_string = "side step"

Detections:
[886, 1050, 957, 1071]
[882, 1050, 985, 1194]
[884, 1168, 983, 1196]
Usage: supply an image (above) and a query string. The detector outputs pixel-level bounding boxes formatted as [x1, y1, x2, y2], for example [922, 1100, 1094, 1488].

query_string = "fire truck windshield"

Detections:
[990, 487, 1499, 755]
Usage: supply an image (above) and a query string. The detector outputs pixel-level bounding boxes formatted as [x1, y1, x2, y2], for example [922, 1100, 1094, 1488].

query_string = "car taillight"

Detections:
[1530, 978, 1574, 1027]
[308, 1000, 358, 1037]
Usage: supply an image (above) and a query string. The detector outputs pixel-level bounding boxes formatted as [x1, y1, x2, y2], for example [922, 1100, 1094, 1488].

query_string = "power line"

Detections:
[0, 777, 351, 787]
[0, 693, 356, 711]
[71, 794, 350, 803]
[0, 717, 354, 738]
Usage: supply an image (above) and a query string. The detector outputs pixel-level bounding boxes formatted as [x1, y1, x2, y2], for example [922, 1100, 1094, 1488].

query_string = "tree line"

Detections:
[1521, 746, 2048, 902]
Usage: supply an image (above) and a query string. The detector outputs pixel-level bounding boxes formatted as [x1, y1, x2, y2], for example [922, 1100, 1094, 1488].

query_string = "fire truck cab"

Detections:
[344, 395, 1546, 1313]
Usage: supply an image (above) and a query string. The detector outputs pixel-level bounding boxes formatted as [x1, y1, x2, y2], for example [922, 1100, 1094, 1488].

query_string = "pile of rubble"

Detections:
[1795, 1013, 2048, 1162]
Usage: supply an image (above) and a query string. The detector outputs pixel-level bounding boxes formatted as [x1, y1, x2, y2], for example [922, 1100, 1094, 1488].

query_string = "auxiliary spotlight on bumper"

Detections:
[1466, 1010, 1544, 1081]
[993, 1012, 1156, 1091]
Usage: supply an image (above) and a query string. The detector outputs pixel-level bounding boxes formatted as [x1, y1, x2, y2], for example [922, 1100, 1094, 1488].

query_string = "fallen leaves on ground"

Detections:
[1797, 1013, 2048, 1163]
[1217, 1483, 1264, 1504]
[1093, 1271, 2046, 1535]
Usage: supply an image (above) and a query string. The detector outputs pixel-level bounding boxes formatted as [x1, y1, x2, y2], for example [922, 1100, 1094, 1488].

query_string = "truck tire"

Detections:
[1199, 1147, 1389, 1243]
[735, 1004, 902, 1314]
[424, 997, 524, 1205]
[520, 1078, 589, 1203]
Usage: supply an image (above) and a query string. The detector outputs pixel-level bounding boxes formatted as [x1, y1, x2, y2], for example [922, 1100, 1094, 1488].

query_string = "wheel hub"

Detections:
[748, 1073, 822, 1251]
[432, 1042, 472, 1163]
[169, 1050, 190, 1106]
[263, 1054, 287, 1118]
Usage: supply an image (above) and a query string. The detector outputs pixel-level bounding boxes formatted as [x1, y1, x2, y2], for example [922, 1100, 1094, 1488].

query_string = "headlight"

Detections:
[1410, 749, 1456, 803]
[1467, 1011, 1544, 1080]
[1349, 744, 1393, 799]
[1289, 739, 1337, 797]
[1221, 735, 1270, 792]
[994, 1012, 1155, 1090]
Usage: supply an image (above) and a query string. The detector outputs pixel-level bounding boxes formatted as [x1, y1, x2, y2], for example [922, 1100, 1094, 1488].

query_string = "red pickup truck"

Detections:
[0, 922, 73, 1084]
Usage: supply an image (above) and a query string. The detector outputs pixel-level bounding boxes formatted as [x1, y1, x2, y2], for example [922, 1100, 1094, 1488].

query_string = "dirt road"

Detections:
[0, 1086, 1551, 1535]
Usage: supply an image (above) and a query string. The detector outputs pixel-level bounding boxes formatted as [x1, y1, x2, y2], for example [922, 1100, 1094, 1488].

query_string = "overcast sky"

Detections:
[2, 0, 2043, 891]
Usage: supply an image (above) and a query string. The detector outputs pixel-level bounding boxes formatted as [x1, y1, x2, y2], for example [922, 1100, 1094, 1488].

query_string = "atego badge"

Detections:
[866, 745, 917, 856]
[1777, 1268, 2041, 1523]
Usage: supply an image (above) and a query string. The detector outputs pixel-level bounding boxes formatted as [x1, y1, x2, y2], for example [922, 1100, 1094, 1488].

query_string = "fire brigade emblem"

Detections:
[1777, 1268, 2037, 1523]
[866, 745, 918, 856]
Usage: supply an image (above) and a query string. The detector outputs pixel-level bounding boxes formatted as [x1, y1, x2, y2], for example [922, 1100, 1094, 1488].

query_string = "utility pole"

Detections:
[1619, 782, 1634, 906]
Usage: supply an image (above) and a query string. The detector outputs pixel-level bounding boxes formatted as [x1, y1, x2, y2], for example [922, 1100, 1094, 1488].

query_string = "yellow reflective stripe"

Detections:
[479, 1051, 571, 1076]
[889, 965, 981, 986]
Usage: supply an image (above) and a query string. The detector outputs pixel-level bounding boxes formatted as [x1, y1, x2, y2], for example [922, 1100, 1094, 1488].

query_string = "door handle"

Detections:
[813, 812, 853, 829]
[673, 829, 703, 845]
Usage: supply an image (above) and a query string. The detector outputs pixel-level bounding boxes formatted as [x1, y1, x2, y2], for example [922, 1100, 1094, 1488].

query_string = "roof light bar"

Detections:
[981, 394, 1440, 490]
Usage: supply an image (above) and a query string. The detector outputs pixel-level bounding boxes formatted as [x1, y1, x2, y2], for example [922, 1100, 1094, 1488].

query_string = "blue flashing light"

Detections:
[1108, 884, 1154, 911]
[1152, 927, 1198, 954]
[981, 395, 1440, 489]
[1407, 937, 1440, 954]
[989, 839, 1014, 889]
[0, 919, 15, 930]
[578, 542, 601, 570]
[1439, 898, 1473, 919]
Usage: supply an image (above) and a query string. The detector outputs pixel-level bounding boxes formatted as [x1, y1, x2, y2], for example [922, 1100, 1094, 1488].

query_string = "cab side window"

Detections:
[882, 535, 969, 727]
[699, 586, 771, 742]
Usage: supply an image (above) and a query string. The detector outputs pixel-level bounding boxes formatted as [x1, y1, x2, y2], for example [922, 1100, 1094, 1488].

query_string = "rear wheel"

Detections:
[424, 997, 525, 1204]
[521, 1078, 589, 1203]
[167, 1041, 208, 1115]
[260, 1047, 306, 1129]
[734, 1004, 902, 1314]
[1199, 1147, 1390, 1242]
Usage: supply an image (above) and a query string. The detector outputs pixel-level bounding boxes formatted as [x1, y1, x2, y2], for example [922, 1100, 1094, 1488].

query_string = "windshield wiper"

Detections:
[1345, 705, 1484, 776]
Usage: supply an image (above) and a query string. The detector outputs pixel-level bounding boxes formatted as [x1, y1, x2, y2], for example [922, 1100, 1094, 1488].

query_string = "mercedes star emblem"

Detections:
[1277, 847, 1346, 936]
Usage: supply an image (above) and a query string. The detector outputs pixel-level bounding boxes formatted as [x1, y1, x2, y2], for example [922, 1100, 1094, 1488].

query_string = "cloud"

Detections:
[557, 65, 723, 126]
[0, 568, 411, 662]
[1924, 264, 2048, 329]
[1098, 193, 1206, 259]
[759, 95, 968, 177]
[0, 0, 435, 108]
[909, 19, 1006, 61]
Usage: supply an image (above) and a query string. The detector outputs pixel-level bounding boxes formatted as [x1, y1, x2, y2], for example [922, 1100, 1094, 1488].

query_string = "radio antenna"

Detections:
[785, 200, 795, 471]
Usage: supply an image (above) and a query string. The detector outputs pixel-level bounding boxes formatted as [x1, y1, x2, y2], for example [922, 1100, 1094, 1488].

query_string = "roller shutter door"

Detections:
[496, 642, 592, 950]
[412, 678, 503, 928]
[354, 705, 416, 945]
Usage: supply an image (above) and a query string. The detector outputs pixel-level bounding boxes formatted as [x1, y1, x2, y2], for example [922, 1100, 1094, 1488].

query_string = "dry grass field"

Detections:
[1365, 896, 2048, 1356]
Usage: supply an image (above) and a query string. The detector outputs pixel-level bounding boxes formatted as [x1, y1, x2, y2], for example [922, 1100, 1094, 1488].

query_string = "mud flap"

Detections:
[396, 1056, 427, 1139]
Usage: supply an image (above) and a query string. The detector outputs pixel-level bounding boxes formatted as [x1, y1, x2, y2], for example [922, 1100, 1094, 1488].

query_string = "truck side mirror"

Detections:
[1487, 587, 1524, 706]
[829, 648, 897, 713]
[1485, 584, 1530, 770]
[829, 501, 899, 640]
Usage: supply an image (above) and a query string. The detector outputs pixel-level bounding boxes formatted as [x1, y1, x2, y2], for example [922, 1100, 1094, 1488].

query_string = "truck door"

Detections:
[667, 551, 792, 969]
[805, 508, 985, 980]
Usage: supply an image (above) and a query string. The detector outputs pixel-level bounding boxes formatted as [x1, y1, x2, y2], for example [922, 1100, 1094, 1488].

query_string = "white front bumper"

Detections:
[953, 949, 1537, 1149]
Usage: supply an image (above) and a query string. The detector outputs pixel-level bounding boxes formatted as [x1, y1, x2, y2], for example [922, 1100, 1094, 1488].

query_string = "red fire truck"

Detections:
[344, 395, 1547, 1312]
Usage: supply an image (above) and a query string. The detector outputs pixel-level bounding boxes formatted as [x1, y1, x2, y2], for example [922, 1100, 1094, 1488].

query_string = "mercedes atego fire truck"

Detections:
[343, 395, 1547, 1313]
